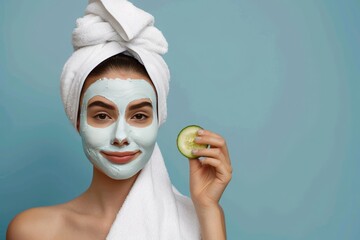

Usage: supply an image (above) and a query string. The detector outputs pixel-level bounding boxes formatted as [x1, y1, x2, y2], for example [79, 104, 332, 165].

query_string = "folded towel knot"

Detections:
[72, 1, 168, 55]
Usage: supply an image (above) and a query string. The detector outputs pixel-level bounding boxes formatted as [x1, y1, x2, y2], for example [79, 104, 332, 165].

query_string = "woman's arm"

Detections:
[193, 203, 227, 239]
[188, 129, 232, 240]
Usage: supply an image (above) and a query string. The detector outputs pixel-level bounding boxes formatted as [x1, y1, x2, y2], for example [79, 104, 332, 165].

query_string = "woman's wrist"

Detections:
[194, 203, 226, 240]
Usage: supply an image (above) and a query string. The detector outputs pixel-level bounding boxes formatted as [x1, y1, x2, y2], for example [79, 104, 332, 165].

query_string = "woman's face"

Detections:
[78, 69, 158, 180]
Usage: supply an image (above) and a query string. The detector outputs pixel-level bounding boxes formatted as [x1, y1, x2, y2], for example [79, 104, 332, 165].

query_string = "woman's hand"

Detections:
[189, 129, 232, 208]
[188, 129, 232, 240]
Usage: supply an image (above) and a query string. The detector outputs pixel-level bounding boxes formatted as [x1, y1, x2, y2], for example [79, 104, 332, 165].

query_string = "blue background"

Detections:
[1, 0, 359, 239]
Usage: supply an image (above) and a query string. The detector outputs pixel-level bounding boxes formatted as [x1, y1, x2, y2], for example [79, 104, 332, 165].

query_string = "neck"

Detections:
[84, 167, 140, 217]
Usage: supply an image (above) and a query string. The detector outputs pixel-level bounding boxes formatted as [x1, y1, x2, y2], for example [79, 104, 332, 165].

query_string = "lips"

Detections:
[101, 150, 141, 164]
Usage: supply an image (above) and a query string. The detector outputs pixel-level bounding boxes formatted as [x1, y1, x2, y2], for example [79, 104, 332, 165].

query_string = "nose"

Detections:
[111, 118, 129, 146]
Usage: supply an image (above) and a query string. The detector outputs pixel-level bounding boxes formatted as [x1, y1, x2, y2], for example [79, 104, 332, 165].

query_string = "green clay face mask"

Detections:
[79, 78, 158, 180]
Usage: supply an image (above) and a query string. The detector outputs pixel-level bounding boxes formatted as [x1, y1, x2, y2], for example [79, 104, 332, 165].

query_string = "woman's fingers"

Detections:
[195, 135, 225, 149]
[198, 157, 232, 183]
[188, 157, 203, 175]
[197, 129, 228, 148]
[194, 132, 231, 166]
[193, 147, 224, 161]
[192, 148, 232, 173]
[197, 129, 222, 140]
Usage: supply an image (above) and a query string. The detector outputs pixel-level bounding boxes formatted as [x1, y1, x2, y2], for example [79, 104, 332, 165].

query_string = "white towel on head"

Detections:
[106, 143, 201, 239]
[60, 0, 170, 128]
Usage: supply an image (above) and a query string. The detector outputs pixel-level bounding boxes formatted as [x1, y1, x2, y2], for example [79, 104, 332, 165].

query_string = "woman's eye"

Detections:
[132, 114, 147, 120]
[95, 113, 110, 120]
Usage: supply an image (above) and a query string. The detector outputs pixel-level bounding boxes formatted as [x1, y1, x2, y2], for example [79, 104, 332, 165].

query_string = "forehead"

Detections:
[82, 68, 154, 95]
[84, 79, 156, 101]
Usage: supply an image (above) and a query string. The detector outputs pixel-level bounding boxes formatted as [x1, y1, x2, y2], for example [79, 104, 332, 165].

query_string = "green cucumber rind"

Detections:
[176, 125, 207, 158]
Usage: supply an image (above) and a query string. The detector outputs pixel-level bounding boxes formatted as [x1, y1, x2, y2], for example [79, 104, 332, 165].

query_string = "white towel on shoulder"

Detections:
[106, 143, 200, 239]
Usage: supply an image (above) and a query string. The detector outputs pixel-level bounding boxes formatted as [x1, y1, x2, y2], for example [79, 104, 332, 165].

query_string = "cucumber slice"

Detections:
[177, 125, 208, 158]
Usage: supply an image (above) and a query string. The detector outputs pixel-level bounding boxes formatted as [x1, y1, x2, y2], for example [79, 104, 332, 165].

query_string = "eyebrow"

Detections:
[128, 101, 153, 111]
[87, 101, 116, 110]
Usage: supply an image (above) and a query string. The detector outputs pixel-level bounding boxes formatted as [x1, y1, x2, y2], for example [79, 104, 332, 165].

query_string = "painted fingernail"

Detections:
[197, 129, 204, 135]
[194, 137, 201, 142]
[192, 149, 198, 154]
[198, 157, 205, 161]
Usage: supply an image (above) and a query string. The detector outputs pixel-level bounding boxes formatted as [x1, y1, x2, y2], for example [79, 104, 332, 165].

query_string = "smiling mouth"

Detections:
[100, 150, 141, 164]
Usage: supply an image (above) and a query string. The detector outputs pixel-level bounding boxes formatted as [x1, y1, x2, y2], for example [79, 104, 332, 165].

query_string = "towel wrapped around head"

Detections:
[60, 0, 170, 127]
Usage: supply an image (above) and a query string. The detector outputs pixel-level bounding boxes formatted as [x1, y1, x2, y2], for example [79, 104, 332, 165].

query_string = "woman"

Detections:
[7, 1, 232, 239]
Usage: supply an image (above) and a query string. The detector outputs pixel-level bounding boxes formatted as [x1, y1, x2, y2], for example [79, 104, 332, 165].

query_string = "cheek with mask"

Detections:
[79, 78, 158, 180]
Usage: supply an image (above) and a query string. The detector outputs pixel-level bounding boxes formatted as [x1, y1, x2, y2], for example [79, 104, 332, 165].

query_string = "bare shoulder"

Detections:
[6, 205, 66, 240]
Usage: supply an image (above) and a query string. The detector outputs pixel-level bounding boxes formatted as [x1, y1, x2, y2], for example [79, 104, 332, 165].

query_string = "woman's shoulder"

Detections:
[6, 204, 71, 240]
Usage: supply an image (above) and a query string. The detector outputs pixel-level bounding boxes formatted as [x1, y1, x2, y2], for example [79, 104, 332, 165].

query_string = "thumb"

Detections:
[188, 158, 202, 174]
